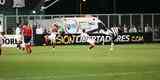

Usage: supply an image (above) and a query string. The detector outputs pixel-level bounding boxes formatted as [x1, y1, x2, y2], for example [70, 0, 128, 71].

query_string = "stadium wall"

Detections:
[2, 32, 152, 47]
[1, 14, 160, 47]
[33, 32, 152, 45]
[3, 14, 160, 41]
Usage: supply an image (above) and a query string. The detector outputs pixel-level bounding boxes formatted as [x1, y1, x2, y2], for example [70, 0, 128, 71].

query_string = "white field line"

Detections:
[0, 71, 159, 80]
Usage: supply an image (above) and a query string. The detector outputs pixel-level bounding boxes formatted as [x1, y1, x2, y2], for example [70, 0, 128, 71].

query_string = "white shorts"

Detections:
[87, 39, 95, 44]
[20, 42, 25, 48]
[16, 35, 22, 42]
[48, 33, 57, 42]
[48, 35, 56, 41]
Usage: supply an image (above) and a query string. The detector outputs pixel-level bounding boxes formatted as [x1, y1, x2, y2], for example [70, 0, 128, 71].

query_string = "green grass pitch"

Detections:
[0, 43, 160, 80]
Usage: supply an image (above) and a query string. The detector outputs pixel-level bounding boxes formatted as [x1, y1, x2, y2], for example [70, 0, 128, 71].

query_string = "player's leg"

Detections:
[24, 36, 32, 54]
[89, 43, 95, 50]
[49, 34, 56, 48]
[110, 40, 114, 51]
[26, 43, 32, 54]
[52, 39, 56, 48]
[110, 34, 117, 51]
[28, 42, 32, 54]
[0, 45, 1, 56]
[24, 36, 29, 54]
[88, 40, 96, 50]
[20, 39, 25, 51]
[17, 42, 21, 49]
[16, 35, 21, 49]
[20, 42, 25, 51]
[48, 35, 53, 48]
[0, 38, 3, 56]
[25, 45, 29, 54]
[16, 40, 25, 54]
[25, 43, 29, 54]
[43, 35, 49, 46]
[27, 36, 32, 54]
[24, 36, 28, 53]
[52, 35, 56, 48]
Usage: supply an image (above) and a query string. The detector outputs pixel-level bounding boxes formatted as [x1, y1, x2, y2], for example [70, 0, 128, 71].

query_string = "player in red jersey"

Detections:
[22, 23, 33, 54]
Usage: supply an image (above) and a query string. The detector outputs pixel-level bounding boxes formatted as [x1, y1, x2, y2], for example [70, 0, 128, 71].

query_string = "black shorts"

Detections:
[24, 36, 32, 43]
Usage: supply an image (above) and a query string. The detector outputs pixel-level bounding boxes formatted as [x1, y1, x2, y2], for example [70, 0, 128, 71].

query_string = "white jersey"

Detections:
[48, 32, 57, 41]
[16, 27, 21, 35]
[0, 35, 4, 45]
[15, 27, 24, 43]
[20, 41, 25, 48]
[48, 24, 58, 40]
[16, 34, 23, 42]
[0, 25, 3, 32]
[87, 17, 102, 32]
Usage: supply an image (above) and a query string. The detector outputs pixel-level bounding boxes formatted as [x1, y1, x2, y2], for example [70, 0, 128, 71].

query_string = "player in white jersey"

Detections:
[16, 25, 21, 49]
[16, 32, 25, 50]
[81, 29, 96, 50]
[15, 24, 25, 50]
[48, 23, 58, 48]
[0, 32, 5, 56]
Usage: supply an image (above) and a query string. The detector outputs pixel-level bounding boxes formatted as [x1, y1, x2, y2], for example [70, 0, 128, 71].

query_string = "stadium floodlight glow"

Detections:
[82, 0, 87, 2]
[44, 0, 51, 2]
[32, 10, 36, 14]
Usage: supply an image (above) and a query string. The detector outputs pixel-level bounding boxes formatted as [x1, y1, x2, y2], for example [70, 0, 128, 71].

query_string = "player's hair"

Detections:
[23, 22, 28, 25]
[82, 29, 85, 33]
[16, 23, 20, 27]
[53, 24, 58, 28]
[1, 32, 5, 36]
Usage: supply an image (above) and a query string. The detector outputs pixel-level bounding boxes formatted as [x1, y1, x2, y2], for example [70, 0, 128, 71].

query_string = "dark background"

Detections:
[0, 0, 160, 14]
[45, 0, 160, 14]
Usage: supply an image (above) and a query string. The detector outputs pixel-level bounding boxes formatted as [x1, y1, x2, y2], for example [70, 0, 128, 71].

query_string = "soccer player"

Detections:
[22, 23, 33, 54]
[16, 31, 25, 51]
[81, 29, 96, 50]
[0, 32, 5, 56]
[99, 25, 119, 51]
[48, 23, 58, 48]
[16, 23, 22, 49]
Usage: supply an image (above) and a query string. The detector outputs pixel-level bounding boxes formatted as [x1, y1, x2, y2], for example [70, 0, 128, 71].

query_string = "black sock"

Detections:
[53, 44, 55, 48]
[17, 43, 21, 49]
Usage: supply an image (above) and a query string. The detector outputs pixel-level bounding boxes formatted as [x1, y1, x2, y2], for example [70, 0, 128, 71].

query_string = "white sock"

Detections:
[110, 42, 114, 51]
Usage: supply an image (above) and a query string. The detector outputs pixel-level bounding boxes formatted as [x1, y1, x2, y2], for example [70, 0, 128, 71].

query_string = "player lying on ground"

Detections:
[81, 29, 96, 50]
